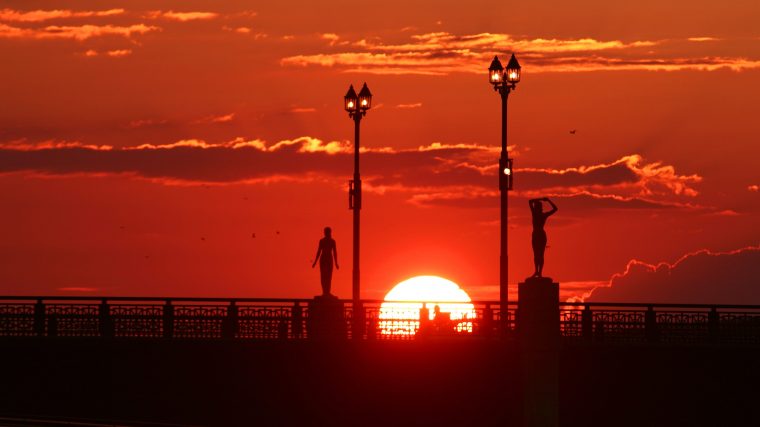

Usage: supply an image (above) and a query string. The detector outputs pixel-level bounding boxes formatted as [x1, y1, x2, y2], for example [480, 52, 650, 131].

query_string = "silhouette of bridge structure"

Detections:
[2, 296, 759, 345]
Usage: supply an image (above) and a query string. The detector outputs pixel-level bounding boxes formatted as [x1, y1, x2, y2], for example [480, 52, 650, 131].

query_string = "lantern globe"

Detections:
[358, 83, 372, 110]
[506, 53, 521, 83]
[488, 55, 504, 84]
[344, 85, 358, 112]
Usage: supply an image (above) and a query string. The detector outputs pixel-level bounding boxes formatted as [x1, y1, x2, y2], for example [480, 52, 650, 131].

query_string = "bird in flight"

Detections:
[569, 129, 576, 134]
[200, 237, 206, 242]
[276, 231, 280, 235]
[251, 233, 256, 238]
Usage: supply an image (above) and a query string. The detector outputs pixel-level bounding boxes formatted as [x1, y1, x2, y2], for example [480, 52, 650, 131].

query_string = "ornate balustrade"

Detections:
[560, 302, 760, 345]
[1, 296, 759, 344]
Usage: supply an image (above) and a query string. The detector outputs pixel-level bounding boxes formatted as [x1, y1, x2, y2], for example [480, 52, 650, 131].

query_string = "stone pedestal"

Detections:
[307, 295, 346, 340]
[518, 277, 559, 427]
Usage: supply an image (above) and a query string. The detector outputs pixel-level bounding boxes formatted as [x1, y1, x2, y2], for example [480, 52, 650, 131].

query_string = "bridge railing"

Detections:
[560, 302, 760, 345]
[1, 297, 759, 344]
[0, 297, 515, 340]
[350, 300, 513, 340]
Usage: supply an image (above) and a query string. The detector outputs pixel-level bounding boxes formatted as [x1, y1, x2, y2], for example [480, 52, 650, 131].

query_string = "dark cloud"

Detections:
[0, 145, 349, 183]
[408, 192, 678, 210]
[518, 163, 639, 190]
[587, 247, 760, 304]
[0, 139, 699, 212]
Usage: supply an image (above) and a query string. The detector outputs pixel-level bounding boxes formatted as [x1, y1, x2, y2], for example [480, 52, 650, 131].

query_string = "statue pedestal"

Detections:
[307, 295, 346, 340]
[518, 277, 559, 348]
[518, 277, 559, 427]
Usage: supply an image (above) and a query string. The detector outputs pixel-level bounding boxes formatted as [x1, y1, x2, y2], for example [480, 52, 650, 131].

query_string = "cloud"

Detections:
[749, 185, 759, 192]
[0, 137, 351, 184]
[0, 8, 124, 22]
[355, 32, 655, 53]
[290, 107, 317, 113]
[107, 49, 132, 57]
[0, 139, 112, 151]
[368, 152, 701, 209]
[281, 31, 760, 75]
[321, 33, 340, 46]
[128, 118, 169, 128]
[709, 209, 741, 217]
[585, 246, 760, 304]
[0, 137, 704, 214]
[0, 23, 159, 40]
[227, 26, 250, 33]
[234, 11, 258, 18]
[688, 37, 720, 42]
[222, 26, 265, 38]
[405, 191, 684, 210]
[82, 48, 132, 58]
[396, 103, 422, 109]
[146, 11, 219, 21]
[193, 113, 235, 124]
[518, 154, 702, 198]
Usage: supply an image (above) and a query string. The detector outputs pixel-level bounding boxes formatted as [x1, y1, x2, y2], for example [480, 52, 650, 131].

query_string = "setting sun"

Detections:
[378, 276, 476, 336]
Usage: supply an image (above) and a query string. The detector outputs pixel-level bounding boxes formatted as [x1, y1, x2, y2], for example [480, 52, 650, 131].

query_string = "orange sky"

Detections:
[0, 1, 758, 302]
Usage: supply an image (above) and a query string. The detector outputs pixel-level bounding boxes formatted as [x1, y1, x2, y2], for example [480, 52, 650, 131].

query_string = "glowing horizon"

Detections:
[378, 276, 476, 336]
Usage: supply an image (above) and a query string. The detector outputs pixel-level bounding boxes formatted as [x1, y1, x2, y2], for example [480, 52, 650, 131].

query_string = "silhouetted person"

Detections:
[529, 197, 558, 278]
[312, 227, 339, 296]
[432, 305, 453, 334]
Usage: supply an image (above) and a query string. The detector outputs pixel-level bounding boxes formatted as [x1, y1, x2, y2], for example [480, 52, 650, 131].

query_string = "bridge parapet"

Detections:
[1, 296, 759, 344]
[560, 302, 760, 345]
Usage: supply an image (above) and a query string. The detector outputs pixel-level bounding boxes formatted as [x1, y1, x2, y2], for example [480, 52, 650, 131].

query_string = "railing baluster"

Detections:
[708, 306, 719, 342]
[277, 320, 288, 340]
[292, 302, 303, 339]
[645, 306, 659, 343]
[482, 303, 493, 337]
[34, 299, 46, 337]
[163, 300, 174, 339]
[582, 305, 593, 342]
[224, 301, 238, 340]
[99, 299, 112, 339]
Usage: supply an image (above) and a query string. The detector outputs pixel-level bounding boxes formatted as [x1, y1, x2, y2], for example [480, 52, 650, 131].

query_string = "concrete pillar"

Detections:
[307, 295, 346, 340]
[518, 277, 559, 427]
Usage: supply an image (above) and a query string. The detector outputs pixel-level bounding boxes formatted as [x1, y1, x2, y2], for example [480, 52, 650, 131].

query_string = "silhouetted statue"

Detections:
[312, 227, 339, 296]
[529, 198, 558, 278]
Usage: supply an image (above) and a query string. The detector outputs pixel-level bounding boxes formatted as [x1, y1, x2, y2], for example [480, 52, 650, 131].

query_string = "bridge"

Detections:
[2, 294, 760, 426]
[2, 296, 760, 344]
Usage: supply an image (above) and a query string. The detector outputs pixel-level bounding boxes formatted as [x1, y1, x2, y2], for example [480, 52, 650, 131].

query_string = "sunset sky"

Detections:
[0, 0, 758, 302]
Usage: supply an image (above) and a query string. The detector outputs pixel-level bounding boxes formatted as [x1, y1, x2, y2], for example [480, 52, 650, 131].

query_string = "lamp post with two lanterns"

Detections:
[488, 53, 521, 331]
[344, 82, 372, 338]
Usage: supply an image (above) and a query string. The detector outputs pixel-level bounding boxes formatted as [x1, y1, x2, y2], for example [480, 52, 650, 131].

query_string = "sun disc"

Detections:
[378, 276, 475, 336]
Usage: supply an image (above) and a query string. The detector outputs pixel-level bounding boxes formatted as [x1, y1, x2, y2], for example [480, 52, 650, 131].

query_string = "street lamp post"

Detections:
[488, 54, 521, 332]
[344, 82, 372, 339]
